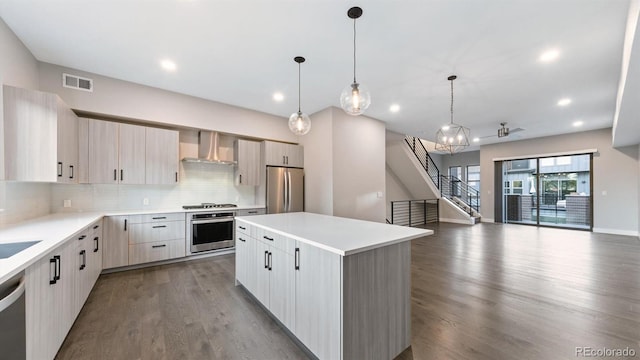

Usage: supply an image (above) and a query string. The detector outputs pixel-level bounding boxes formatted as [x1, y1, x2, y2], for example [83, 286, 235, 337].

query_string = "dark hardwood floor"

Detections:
[56, 223, 640, 360]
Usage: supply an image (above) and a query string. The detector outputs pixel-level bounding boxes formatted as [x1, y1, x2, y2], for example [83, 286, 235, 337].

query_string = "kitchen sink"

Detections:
[0, 241, 42, 259]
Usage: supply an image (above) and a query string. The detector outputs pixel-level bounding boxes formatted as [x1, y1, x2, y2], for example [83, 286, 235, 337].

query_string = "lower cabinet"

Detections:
[103, 215, 129, 269]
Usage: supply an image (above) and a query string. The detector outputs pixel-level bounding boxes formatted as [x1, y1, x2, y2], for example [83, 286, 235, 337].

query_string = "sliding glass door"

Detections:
[503, 154, 592, 230]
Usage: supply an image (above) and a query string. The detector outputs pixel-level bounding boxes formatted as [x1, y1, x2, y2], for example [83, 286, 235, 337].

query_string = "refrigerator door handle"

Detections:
[283, 169, 289, 212]
[287, 170, 293, 212]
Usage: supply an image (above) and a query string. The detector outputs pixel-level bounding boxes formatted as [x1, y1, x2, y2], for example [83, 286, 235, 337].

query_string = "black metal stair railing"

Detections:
[440, 175, 480, 216]
[404, 135, 440, 189]
[390, 199, 439, 227]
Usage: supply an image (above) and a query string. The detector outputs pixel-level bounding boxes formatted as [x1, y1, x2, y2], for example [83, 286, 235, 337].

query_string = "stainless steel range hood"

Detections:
[182, 131, 237, 165]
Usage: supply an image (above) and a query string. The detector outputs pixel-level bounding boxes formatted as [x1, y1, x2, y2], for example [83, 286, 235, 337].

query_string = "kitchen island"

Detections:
[234, 212, 432, 360]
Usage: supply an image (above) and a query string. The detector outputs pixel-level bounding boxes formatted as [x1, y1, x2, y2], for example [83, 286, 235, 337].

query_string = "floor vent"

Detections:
[63, 73, 93, 92]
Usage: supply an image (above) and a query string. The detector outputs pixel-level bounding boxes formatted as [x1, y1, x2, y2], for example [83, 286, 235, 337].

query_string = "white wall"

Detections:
[38, 62, 296, 143]
[301, 108, 333, 216]
[300, 107, 386, 223]
[0, 17, 51, 225]
[480, 128, 639, 235]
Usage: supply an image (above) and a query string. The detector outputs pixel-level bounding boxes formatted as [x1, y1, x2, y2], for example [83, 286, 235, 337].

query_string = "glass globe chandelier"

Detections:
[435, 75, 470, 154]
[288, 56, 311, 135]
[340, 6, 371, 116]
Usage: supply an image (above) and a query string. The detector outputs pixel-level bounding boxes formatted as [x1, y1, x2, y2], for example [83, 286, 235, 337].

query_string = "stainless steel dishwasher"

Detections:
[0, 272, 26, 360]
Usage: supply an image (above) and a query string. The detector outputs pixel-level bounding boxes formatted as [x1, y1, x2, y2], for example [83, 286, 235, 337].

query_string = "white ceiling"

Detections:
[0, 0, 633, 150]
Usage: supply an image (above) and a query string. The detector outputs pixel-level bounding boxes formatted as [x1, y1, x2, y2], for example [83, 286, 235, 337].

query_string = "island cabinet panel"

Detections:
[342, 241, 412, 360]
[254, 239, 271, 308]
[269, 246, 295, 330]
[294, 241, 342, 360]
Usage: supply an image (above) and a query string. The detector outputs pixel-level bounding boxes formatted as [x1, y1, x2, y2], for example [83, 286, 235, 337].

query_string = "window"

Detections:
[512, 180, 523, 194]
[556, 156, 571, 165]
[449, 166, 462, 179]
[467, 165, 480, 191]
[540, 158, 554, 166]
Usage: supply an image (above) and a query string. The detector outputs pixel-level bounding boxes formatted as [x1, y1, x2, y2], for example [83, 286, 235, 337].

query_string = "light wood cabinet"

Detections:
[235, 139, 261, 186]
[88, 119, 145, 184]
[3, 85, 79, 183]
[25, 239, 76, 360]
[74, 220, 103, 315]
[78, 117, 90, 183]
[145, 127, 179, 184]
[269, 246, 295, 330]
[254, 239, 271, 308]
[263, 141, 304, 167]
[103, 215, 129, 269]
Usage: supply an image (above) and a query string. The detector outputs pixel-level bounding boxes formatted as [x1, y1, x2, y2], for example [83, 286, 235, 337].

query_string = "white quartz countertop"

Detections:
[235, 212, 433, 256]
[0, 205, 264, 284]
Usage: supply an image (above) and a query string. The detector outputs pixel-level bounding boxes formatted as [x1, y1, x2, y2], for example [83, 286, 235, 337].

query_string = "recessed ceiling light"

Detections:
[273, 92, 284, 102]
[473, 137, 480, 142]
[160, 59, 177, 72]
[389, 104, 400, 113]
[573, 120, 584, 127]
[557, 98, 572, 106]
[539, 49, 560, 63]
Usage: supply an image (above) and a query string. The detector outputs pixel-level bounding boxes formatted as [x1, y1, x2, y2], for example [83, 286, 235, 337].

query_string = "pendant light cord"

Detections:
[298, 62, 301, 113]
[353, 18, 357, 83]
[450, 78, 454, 124]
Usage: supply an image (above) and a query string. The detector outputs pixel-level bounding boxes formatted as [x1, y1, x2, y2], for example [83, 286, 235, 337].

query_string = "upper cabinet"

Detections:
[3, 85, 79, 183]
[263, 141, 304, 168]
[88, 119, 145, 184]
[145, 127, 179, 184]
[235, 139, 261, 186]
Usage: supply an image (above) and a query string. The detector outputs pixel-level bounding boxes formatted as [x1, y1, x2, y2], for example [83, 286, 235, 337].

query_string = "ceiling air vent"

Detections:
[62, 73, 93, 92]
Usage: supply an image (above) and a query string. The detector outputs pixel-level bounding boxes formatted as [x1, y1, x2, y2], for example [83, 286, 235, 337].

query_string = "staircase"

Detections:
[403, 135, 482, 224]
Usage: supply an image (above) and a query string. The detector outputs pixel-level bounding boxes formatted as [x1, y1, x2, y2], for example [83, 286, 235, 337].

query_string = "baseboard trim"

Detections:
[592, 228, 639, 237]
[440, 217, 474, 225]
[481, 218, 495, 223]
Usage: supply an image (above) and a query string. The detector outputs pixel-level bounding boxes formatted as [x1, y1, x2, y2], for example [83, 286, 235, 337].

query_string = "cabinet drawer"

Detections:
[236, 221, 252, 236]
[129, 221, 185, 244]
[257, 227, 295, 255]
[128, 239, 185, 265]
[128, 212, 185, 224]
[236, 208, 265, 216]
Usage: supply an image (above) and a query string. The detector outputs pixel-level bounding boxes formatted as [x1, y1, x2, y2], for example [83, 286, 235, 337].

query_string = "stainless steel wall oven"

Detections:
[186, 212, 235, 254]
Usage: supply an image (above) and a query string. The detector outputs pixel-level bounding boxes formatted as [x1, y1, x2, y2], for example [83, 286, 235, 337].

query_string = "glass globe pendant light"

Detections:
[340, 6, 371, 116]
[435, 75, 470, 154]
[288, 56, 311, 135]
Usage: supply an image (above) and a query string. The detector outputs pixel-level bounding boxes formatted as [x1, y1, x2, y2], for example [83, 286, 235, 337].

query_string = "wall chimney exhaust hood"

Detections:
[182, 131, 237, 165]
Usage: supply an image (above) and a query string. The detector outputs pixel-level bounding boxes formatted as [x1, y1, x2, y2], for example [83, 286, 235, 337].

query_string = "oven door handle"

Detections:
[191, 218, 234, 225]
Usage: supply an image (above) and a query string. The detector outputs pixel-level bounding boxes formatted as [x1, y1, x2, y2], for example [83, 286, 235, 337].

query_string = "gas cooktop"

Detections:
[182, 203, 238, 210]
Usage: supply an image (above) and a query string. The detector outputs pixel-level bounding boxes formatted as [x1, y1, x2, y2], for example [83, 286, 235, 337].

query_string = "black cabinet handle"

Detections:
[124, 219, 127, 231]
[120, 169, 123, 181]
[54, 255, 61, 281]
[295, 247, 300, 270]
[78, 235, 86, 240]
[152, 225, 167, 229]
[152, 217, 167, 220]
[238, 237, 246, 242]
[264, 250, 268, 269]
[248, 211, 257, 214]
[94, 237, 99, 252]
[152, 244, 167, 249]
[239, 174, 242, 184]
[263, 236, 273, 241]
[239, 226, 246, 230]
[79, 250, 86, 270]
[268, 252, 272, 271]
[175, 172, 178, 182]
[49, 257, 57, 284]
[93, 225, 99, 230]
[69, 165, 74, 179]
[114, 169, 117, 181]
[57, 162, 63, 177]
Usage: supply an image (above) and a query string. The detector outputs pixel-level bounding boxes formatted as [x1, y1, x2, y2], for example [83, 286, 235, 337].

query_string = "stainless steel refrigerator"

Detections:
[266, 166, 304, 214]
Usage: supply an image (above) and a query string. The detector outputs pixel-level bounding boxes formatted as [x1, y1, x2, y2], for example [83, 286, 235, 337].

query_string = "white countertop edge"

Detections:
[236, 216, 433, 256]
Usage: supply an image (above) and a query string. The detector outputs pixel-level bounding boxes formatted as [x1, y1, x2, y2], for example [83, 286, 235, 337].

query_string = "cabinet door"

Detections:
[56, 98, 79, 183]
[77, 117, 90, 183]
[145, 127, 179, 184]
[236, 139, 261, 186]
[235, 233, 248, 286]
[25, 252, 60, 360]
[3, 85, 58, 182]
[263, 141, 287, 166]
[255, 240, 271, 308]
[88, 119, 119, 184]
[295, 241, 342, 360]
[119, 123, 146, 184]
[74, 230, 93, 316]
[285, 145, 304, 168]
[243, 236, 258, 294]
[103, 216, 129, 269]
[90, 221, 104, 285]
[269, 246, 295, 330]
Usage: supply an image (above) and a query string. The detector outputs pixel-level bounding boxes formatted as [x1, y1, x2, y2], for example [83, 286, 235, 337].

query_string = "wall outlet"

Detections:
[143, 198, 149, 205]
[376, 191, 383, 198]
[63, 199, 72, 208]
[601, 190, 607, 196]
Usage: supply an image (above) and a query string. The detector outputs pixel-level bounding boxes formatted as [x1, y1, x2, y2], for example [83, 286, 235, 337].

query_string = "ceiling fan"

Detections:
[479, 122, 525, 139]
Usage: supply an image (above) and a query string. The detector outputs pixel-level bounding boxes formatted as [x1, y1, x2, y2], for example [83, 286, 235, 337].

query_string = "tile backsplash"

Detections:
[0, 182, 52, 225]
[50, 162, 257, 213]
